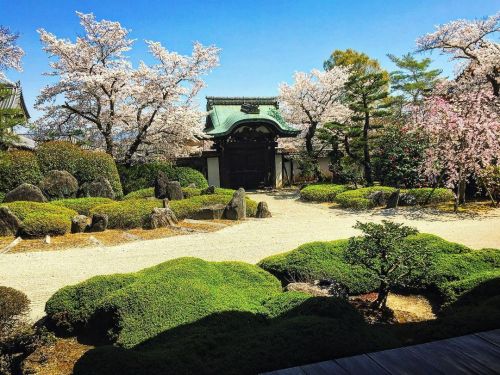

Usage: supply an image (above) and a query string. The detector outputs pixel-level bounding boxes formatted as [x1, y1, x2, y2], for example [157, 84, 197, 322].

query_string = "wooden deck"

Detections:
[261, 329, 500, 375]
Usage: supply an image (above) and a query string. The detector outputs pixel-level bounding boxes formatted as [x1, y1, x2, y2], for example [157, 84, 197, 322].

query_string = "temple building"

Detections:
[200, 97, 300, 189]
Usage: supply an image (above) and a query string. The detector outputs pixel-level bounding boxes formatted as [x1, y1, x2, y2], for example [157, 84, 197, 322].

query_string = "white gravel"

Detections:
[1, 191, 499, 321]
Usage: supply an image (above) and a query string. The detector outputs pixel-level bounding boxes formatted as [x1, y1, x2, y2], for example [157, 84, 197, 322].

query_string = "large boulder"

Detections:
[399, 193, 417, 206]
[201, 185, 216, 195]
[367, 190, 388, 207]
[166, 181, 184, 201]
[79, 177, 115, 199]
[154, 171, 169, 199]
[71, 215, 89, 233]
[89, 214, 108, 232]
[385, 189, 400, 209]
[192, 204, 225, 220]
[0, 207, 21, 236]
[223, 188, 246, 220]
[256, 201, 272, 218]
[39, 170, 78, 200]
[144, 207, 178, 229]
[4, 183, 47, 203]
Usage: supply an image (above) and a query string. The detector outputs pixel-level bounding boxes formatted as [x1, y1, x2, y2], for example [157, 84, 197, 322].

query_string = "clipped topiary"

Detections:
[3, 201, 77, 221]
[0, 150, 42, 193]
[39, 170, 79, 200]
[52, 197, 114, 216]
[20, 212, 71, 237]
[300, 184, 350, 202]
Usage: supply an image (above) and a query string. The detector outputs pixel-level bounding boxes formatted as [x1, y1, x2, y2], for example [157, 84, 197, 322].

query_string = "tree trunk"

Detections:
[363, 111, 373, 186]
[458, 179, 466, 205]
[373, 280, 390, 309]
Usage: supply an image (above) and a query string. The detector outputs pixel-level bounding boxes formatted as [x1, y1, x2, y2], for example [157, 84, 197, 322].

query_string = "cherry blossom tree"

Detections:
[412, 84, 500, 207]
[0, 26, 24, 79]
[416, 12, 500, 96]
[35, 12, 220, 165]
[278, 67, 350, 156]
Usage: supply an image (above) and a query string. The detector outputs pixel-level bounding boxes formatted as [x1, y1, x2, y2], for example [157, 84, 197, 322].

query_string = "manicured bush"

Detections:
[51, 197, 115, 216]
[20, 213, 71, 237]
[334, 186, 396, 209]
[2, 201, 77, 221]
[45, 258, 282, 347]
[123, 188, 155, 200]
[182, 187, 202, 198]
[0, 192, 4, 203]
[36, 141, 123, 198]
[300, 184, 349, 202]
[0, 286, 29, 333]
[0, 150, 42, 193]
[404, 188, 454, 205]
[118, 162, 208, 194]
[93, 194, 258, 228]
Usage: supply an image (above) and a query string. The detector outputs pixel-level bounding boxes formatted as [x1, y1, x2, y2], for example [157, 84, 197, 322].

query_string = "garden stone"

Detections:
[39, 170, 78, 200]
[286, 279, 348, 299]
[71, 215, 89, 233]
[368, 190, 388, 206]
[154, 171, 169, 199]
[166, 181, 184, 200]
[399, 193, 417, 206]
[144, 207, 178, 229]
[90, 214, 108, 232]
[162, 198, 170, 208]
[256, 201, 272, 218]
[223, 188, 246, 220]
[187, 183, 197, 188]
[89, 176, 115, 199]
[0, 207, 21, 236]
[385, 190, 400, 209]
[192, 204, 225, 220]
[4, 183, 47, 203]
[201, 185, 215, 195]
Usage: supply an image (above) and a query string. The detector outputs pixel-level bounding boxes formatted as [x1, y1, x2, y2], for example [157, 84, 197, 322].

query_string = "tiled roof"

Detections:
[204, 97, 299, 138]
[0, 78, 30, 119]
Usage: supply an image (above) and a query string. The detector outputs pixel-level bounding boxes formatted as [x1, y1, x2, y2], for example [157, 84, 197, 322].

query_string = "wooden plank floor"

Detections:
[261, 329, 500, 375]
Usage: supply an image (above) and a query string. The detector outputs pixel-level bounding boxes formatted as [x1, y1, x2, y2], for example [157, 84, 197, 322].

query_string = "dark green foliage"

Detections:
[20, 213, 71, 237]
[0, 151, 42, 193]
[51, 198, 114, 216]
[0, 192, 4, 203]
[123, 188, 154, 200]
[344, 221, 429, 307]
[118, 162, 208, 194]
[404, 188, 455, 205]
[45, 258, 282, 347]
[374, 125, 428, 188]
[300, 184, 349, 202]
[36, 142, 123, 198]
[0, 84, 27, 149]
[123, 187, 234, 200]
[0, 286, 29, 334]
[258, 240, 378, 294]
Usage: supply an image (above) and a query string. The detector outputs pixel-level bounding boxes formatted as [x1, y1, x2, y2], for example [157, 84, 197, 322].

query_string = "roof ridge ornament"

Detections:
[240, 102, 260, 114]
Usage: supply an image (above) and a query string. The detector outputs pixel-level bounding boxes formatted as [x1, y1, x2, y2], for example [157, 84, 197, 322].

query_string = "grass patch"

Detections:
[300, 184, 349, 202]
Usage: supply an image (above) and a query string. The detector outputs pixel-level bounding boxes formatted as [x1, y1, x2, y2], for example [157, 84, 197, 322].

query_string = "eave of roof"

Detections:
[0, 79, 30, 119]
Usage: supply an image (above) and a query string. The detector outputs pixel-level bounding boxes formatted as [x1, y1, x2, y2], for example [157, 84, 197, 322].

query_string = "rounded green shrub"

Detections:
[300, 184, 349, 202]
[182, 187, 202, 198]
[36, 141, 123, 198]
[0, 286, 30, 332]
[0, 150, 42, 193]
[118, 162, 208, 194]
[51, 197, 114, 216]
[2, 201, 77, 221]
[20, 212, 71, 237]
[45, 257, 282, 347]
[123, 188, 155, 200]
[334, 186, 396, 209]
[404, 188, 454, 205]
[90, 199, 162, 229]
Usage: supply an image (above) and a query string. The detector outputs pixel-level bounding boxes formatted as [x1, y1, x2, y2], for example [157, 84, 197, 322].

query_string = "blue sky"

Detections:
[2, 0, 499, 120]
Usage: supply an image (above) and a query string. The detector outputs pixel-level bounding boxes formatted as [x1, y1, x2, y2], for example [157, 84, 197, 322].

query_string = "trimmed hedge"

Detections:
[94, 194, 258, 228]
[300, 184, 349, 202]
[46, 257, 282, 347]
[333, 186, 454, 209]
[37, 141, 123, 198]
[51, 197, 115, 216]
[0, 150, 42, 193]
[258, 233, 500, 305]
[2, 201, 77, 221]
[118, 162, 208, 194]
[20, 212, 71, 237]
[123, 188, 155, 200]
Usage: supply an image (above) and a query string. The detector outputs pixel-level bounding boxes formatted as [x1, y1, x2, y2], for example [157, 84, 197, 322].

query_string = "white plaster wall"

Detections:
[207, 157, 220, 187]
[318, 157, 333, 178]
[283, 160, 292, 186]
[274, 154, 283, 188]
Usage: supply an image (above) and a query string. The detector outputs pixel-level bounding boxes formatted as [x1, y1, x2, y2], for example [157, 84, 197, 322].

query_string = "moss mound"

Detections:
[45, 258, 282, 347]
[300, 184, 350, 202]
[2, 201, 77, 221]
[20, 212, 71, 237]
[51, 198, 114, 216]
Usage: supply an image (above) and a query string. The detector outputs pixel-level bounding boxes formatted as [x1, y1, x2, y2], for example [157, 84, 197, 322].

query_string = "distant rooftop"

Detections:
[0, 77, 30, 119]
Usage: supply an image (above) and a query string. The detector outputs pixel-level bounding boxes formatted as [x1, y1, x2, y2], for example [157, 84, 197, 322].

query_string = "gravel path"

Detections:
[1, 191, 499, 321]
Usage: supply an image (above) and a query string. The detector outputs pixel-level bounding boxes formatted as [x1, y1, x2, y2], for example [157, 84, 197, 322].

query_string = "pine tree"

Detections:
[0, 84, 24, 150]
[324, 49, 391, 186]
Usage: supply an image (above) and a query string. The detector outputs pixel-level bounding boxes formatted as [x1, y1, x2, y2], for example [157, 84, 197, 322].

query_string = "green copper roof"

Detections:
[204, 97, 299, 138]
